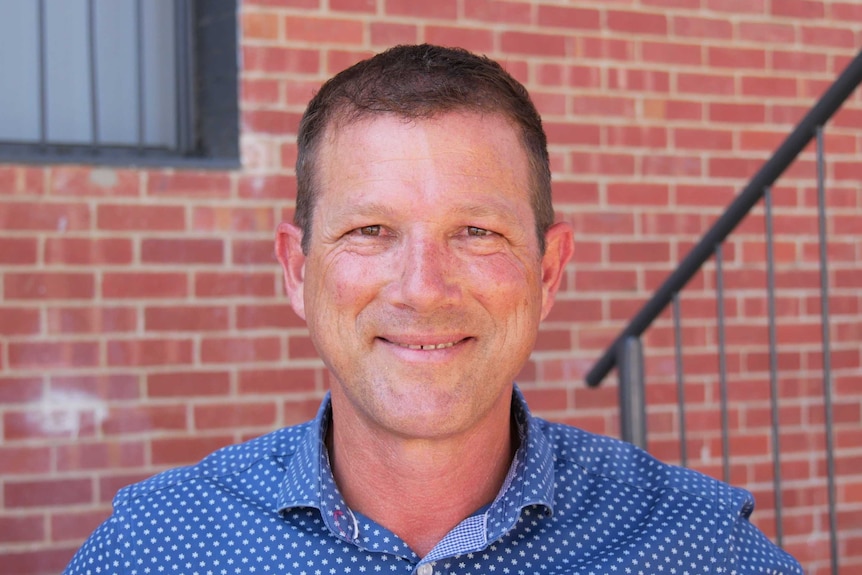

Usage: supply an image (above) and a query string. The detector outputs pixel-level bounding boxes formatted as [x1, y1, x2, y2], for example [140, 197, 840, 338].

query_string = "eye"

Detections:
[356, 225, 381, 236]
[467, 226, 494, 237]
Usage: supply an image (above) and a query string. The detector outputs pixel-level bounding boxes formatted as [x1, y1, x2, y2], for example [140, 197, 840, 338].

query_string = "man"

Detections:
[65, 44, 801, 575]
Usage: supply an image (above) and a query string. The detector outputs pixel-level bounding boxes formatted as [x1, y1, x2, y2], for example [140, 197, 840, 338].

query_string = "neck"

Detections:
[326, 397, 517, 557]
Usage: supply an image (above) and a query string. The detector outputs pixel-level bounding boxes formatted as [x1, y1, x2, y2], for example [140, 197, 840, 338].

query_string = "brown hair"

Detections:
[295, 44, 553, 253]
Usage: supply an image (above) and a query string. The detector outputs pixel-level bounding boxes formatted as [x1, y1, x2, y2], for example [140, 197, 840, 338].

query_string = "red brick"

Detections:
[145, 305, 229, 332]
[708, 157, 766, 179]
[51, 510, 110, 542]
[238, 174, 296, 199]
[674, 127, 733, 151]
[107, 338, 193, 367]
[536, 5, 600, 29]
[0, 445, 51, 474]
[147, 172, 231, 198]
[582, 37, 633, 61]
[607, 183, 669, 206]
[572, 95, 636, 118]
[201, 336, 282, 363]
[544, 299, 604, 323]
[0, 515, 45, 543]
[608, 10, 667, 35]
[832, 2, 862, 21]
[574, 270, 638, 291]
[242, 46, 320, 74]
[102, 272, 188, 299]
[242, 10, 280, 40]
[147, 371, 231, 398]
[771, 0, 824, 18]
[243, 109, 302, 135]
[772, 50, 829, 73]
[97, 203, 185, 231]
[50, 374, 140, 400]
[8, 340, 99, 369]
[4, 407, 99, 441]
[0, 307, 41, 335]
[0, 237, 38, 264]
[370, 22, 419, 46]
[49, 167, 139, 197]
[2, 547, 79, 575]
[327, 49, 377, 75]
[152, 435, 233, 465]
[425, 26, 494, 53]
[570, 152, 635, 175]
[99, 472, 152, 503]
[801, 25, 857, 48]
[195, 271, 277, 297]
[331, 0, 375, 12]
[0, 376, 43, 403]
[709, 103, 766, 123]
[671, 16, 732, 39]
[706, 0, 765, 12]
[643, 98, 703, 121]
[534, 329, 572, 352]
[5, 272, 94, 300]
[500, 32, 566, 57]
[194, 402, 278, 430]
[46, 306, 138, 334]
[284, 16, 364, 44]
[642, 41, 702, 66]
[238, 367, 318, 394]
[44, 237, 133, 265]
[288, 335, 319, 359]
[233, 239, 277, 265]
[0, 201, 91, 231]
[385, 0, 457, 19]
[193, 205, 275, 233]
[708, 46, 766, 69]
[609, 241, 670, 263]
[739, 21, 796, 43]
[5, 478, 92, 507]
[141, 238, 224, 264]
[678, 73, 735, 95]
[101, 404, 188, 435]
[283, 397, 326, 426]
[607, 68, 670, 93]
[545, 122, 601, 146]
[242, 78, 281, 105]
[742, 75, 797, 98]
[605, 126, 667, 148]
[56, 441, 145, 471]
[237, 303, 306, 329]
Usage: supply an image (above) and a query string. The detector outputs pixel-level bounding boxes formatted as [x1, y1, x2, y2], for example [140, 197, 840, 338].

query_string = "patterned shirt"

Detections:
[64, 387, 802, 575]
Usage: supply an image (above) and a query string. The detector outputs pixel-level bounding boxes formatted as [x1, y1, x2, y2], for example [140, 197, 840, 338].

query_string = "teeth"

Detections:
[397, 342, 456, 350]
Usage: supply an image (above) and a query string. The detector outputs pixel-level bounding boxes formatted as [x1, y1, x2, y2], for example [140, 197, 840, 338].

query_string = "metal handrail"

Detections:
[585, 48, 862, 388]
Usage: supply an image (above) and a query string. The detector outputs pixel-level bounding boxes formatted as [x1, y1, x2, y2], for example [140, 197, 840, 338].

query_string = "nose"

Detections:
[391, 236, 460, 312]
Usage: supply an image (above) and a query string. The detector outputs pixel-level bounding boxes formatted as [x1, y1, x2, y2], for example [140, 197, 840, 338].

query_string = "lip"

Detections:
[376, 335, 472, 355]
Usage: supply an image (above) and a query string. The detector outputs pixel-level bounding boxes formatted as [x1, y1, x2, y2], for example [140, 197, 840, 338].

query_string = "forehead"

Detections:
[316, 111, 531, 190]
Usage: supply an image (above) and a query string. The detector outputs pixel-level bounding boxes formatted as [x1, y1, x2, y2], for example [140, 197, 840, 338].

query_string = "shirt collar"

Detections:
[276, 385, 556, 546]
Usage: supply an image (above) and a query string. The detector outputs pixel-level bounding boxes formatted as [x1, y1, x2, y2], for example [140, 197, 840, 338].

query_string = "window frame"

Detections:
[0, 0, 239, 170]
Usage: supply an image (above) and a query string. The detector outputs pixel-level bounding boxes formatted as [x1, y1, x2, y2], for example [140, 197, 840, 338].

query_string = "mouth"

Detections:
[393, 341, 457, 351]
[378, 337, 470, 351]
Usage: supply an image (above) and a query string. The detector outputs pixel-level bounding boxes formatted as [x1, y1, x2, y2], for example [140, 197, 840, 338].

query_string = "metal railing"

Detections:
[585, 48, 862, 575]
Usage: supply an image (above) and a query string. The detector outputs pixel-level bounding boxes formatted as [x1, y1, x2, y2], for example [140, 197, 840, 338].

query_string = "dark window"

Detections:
[0, 0, 238, 168]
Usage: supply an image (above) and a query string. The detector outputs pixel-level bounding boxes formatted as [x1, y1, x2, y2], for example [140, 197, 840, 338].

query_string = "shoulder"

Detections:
[116, 422, 314, 506]
[537, 418, 750, 513]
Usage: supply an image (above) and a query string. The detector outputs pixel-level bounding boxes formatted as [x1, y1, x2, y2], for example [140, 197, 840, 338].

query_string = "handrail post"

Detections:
[617, 336, 647, 449]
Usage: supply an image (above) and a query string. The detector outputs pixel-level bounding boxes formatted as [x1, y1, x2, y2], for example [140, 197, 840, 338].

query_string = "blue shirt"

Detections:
[64, 387, 802, 575]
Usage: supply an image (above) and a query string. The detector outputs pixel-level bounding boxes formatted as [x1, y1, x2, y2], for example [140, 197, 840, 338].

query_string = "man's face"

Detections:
[277, 112, 572, 440]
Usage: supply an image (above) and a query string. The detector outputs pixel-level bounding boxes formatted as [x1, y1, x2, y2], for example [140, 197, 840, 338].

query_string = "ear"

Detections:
[275, 222, 307, 320]
[539, 222, 574, 321]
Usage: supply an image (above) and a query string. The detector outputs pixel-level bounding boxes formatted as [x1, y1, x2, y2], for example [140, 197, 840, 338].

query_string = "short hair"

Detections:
[294, 44, 553, 254]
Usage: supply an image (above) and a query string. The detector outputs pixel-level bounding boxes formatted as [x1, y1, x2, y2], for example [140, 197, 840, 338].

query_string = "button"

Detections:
[417, 564, 434, 575]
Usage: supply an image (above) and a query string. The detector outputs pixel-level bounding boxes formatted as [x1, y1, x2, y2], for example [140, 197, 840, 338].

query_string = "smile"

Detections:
[394, 341, 457, 351]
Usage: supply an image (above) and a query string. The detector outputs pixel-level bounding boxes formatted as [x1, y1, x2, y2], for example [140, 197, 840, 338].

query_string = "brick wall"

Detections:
[1, 1, 860, 573]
